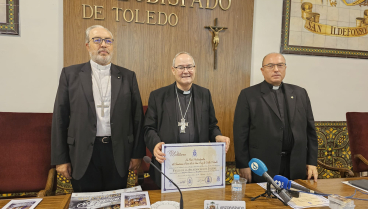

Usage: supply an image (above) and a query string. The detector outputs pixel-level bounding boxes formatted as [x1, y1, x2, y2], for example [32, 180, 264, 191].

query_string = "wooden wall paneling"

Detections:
[64, 0, 254, 162]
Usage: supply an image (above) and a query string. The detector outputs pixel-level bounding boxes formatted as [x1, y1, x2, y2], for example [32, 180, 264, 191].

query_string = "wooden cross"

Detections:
[205, 18, 228, 70]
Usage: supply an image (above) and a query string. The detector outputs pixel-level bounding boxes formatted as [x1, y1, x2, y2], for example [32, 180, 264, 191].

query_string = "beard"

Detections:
[89, 48, 113, 66]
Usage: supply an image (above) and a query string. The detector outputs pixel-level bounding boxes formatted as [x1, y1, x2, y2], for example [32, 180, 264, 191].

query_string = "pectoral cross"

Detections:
[205, 18, 228, 70]
[97, 101, 109, 117]
[178, 118, 189, 133]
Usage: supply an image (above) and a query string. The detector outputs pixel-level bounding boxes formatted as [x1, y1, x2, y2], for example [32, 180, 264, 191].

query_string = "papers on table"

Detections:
[121, 191, 151, 209]
[1, 198, 42, 209]
[257, 182, 330, 209]
[69, 186, 151, 209]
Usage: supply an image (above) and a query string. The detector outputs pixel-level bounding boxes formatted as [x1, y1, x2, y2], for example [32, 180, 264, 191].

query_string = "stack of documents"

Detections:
[328, 194, 355, 209]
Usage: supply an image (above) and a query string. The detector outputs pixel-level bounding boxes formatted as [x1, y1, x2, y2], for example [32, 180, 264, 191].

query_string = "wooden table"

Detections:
[148, 177, 368, 209]
[296, 177, 368, 209]
[1, 178, 366, 208]
[0, 194, 71, 209]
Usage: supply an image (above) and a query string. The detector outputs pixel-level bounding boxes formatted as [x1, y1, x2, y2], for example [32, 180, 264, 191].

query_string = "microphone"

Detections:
[249, 158, 292, 204]
[273, 175, 321, 194]
[143, 156, 183, 209]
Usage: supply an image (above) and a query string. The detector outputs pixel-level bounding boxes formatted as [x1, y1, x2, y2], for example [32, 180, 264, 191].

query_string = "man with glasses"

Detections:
[233, 53, 318, 183]
[144, 52, 230, 187]
[51, 25, 145, 192]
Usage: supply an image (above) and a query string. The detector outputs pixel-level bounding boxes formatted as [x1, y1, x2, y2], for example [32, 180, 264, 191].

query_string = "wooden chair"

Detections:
[346, 112, 368, 177]
[0, 112, 55, 198]
[315, 121, 354, 179]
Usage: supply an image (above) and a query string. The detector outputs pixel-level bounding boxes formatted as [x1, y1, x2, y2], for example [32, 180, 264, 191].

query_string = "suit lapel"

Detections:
[261, 81, 281, 121]
[164, 83, 178, 142]
[193, 84, 202, 136]
[79, 62, 96, 119]
[284, 83, 296, 123]
[110, 64, 122, 115]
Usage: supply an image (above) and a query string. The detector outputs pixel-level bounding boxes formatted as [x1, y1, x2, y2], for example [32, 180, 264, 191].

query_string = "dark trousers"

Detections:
[279, 153, 291, 179]
[71, 137, 128, 192]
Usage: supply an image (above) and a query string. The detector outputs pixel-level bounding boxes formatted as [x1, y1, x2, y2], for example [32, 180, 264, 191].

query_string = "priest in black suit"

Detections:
[144, 52, 230, 187]
[233, 53, 318, 183]
[51, 25, 145, 192]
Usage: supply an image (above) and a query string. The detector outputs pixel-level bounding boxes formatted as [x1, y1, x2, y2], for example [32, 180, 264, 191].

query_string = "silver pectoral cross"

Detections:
[178, 118, 189, 133]
[97, 101, 109, 117]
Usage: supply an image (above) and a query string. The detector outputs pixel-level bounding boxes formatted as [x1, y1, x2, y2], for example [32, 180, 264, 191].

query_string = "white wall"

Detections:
[251, 0, 368, 121]
[0, 0, 63, 113]
[1, 0, 367, 121]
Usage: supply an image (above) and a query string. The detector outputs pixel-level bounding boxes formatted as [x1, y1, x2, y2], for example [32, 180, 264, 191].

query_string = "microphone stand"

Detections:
[149, 162, 183, 209]
[251, 181, 277, 201]
[251, 181, 290, 206]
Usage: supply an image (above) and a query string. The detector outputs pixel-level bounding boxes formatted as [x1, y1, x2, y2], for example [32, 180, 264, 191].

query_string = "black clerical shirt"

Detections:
[175, 86, 198, 143]
[267, 82, 294, 152]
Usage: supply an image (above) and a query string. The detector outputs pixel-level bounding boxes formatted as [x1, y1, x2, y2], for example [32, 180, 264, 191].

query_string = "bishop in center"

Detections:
[143, 52, 231, 188]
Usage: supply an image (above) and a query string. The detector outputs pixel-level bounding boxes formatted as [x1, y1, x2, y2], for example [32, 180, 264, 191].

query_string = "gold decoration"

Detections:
[329, 0, 337, 7]
[342, 0, 366, 6]
[301, 2, 368, 37]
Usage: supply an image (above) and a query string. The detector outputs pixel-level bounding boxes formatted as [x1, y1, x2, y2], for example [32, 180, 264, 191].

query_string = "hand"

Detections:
[239, 168, 252, 183]
[153, 142, 166, 164]
[129, 158, 142, 170]
[306, 165, 318, 182]
[56, 163, 72, 179]
[215, 135, 230, 153]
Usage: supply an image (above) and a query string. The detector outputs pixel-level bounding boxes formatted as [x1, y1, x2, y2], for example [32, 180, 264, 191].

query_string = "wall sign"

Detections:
[280, 0, 368, 58]
[82, 0, 232, 27]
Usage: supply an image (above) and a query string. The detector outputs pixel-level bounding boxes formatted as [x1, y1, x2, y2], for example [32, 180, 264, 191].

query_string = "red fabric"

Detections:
[346, 112, 368, 172]
[140, 106, 159, 190]
[140, 148, 153, 172]
[0, 112, 53, 193]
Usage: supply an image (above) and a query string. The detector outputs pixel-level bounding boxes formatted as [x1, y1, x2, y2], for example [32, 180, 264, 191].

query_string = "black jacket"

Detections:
[51, 62, 145, 180]
[144, 82, 222, 187]
[234, 81, 318, 183]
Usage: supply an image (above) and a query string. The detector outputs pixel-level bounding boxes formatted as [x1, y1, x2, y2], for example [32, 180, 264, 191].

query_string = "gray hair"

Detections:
[85, 25, 114, 44]
[172, 52, 196, 67]
[262, 52, 286, 66]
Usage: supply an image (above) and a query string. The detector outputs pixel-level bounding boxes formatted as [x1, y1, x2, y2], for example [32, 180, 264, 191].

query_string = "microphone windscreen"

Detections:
[143, 156, 151, 164]
[248, 158, 268, 176]
[273, 175, 290, 189]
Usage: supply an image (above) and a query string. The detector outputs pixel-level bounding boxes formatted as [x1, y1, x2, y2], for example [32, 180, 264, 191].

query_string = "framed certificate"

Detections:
[161, 142, 226, 193]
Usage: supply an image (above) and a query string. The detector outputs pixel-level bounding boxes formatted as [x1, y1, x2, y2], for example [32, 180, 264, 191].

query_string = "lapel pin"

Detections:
[291, 96, 294, 99]
[118, 76, 121, 79]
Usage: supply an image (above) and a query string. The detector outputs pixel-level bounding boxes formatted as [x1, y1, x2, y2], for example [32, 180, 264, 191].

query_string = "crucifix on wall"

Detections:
[205, 18, 228, 70]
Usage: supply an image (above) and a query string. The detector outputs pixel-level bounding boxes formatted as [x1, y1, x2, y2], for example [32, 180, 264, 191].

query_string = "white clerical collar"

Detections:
[90, 60, 111, 71]
[273, 85, 280, 90]
[175, 83, 192, 95]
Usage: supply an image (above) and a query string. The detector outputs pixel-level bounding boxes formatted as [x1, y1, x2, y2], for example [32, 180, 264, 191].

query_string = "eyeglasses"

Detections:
[262, 63, 286, 70]
[89, 37, 114, 46]
[174, 65, 195, 72]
